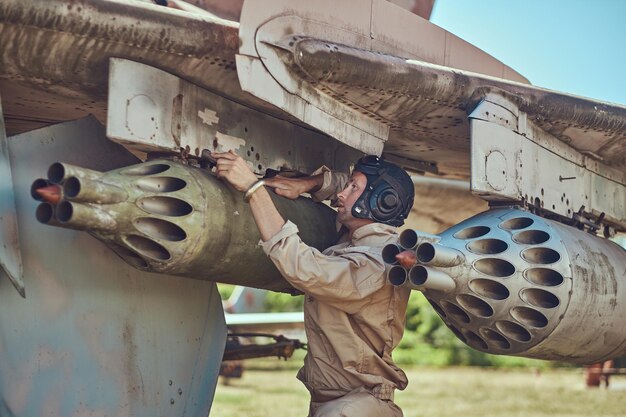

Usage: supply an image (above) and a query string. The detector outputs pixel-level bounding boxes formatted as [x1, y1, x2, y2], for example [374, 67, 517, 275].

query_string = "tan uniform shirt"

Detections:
[260, 169, 411, 403]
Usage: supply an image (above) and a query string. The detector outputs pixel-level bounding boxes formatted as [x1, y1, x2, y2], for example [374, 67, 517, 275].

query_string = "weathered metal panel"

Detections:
[0, 0, 246, 136]
[283, 39, 626, 178]
[237, 0, 529, 162]
[0, 116, 226, 416]
[0, 93, 24, 296]
[107, 59, 362, 174]
[469, 118, 625, 230]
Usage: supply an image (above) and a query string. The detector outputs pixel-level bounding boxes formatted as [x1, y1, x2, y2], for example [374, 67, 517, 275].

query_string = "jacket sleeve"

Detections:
[261, 221, 386, 314]
[309, 166, 350, 205]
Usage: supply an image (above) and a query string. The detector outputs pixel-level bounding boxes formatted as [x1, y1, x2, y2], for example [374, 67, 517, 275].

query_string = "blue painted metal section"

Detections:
[0, 93, 24, 296]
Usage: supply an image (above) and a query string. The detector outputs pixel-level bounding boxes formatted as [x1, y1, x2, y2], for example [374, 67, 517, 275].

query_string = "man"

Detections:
[211, 151, 415, 417]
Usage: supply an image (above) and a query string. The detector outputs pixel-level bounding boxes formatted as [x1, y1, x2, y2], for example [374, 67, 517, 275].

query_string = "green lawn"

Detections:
[211, 360, 626, 417]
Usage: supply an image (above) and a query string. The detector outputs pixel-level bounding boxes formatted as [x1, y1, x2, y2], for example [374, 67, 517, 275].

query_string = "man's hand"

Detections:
[211, 151, 258, 192]
[211, 150, 286, 241]
[264, 174, 323, 200]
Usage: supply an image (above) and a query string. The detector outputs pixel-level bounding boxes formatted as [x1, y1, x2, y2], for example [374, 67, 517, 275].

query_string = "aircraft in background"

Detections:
[0, 0, 624, 416]
[220, 285, 305, 379]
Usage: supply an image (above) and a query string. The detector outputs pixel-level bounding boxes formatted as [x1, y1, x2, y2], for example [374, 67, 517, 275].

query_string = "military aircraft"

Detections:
[0, 0, 624, 416]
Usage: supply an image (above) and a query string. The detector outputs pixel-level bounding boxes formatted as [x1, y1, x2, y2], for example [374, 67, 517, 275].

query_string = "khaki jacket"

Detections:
[260, 169, 410, 403]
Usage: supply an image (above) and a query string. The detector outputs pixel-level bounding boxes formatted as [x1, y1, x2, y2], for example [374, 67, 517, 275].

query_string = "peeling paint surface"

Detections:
[198, 108, 219, 126]
[214, 131, 246, 151]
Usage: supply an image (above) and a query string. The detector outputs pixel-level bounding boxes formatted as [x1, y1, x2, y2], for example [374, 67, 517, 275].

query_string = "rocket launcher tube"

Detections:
[382, 243, 402, 265]
[408, 265, 456, 292]
[399, 228, 441, 249]
[416, 242, 465, 267]
[33, 159, 339, 294]
[35, 203, 62, 227]
[56, 200, 117, 232]
[387, 265, 408, 286]
[63, 176, 128, 204]
[47, 162, 102, 184]
[382, 245, 418, 269]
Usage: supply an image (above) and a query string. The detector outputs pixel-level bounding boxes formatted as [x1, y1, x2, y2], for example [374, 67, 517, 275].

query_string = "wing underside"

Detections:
[237, 0, 625, 230]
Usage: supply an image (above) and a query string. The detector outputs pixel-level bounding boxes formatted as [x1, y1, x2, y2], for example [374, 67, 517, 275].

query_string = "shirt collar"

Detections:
[351, 222, 396, 244]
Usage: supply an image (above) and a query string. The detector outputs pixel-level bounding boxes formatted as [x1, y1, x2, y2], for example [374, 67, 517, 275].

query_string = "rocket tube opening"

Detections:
[456, 294, 494, 318]
[440, 301, 470, 324]
[56, 201, 74, 222]
[135, 177, 187, 193]
[467, 239, 508, 255]
[463, 330, 488, 350]
[133, 218, 187, 242]
[64, 176, 81, 198]
[31, 178, 49, 201]
[474, 258, 516, 277]
[47, 162, 66, 184]
[453, 225, 490, 239]
[387, 265, 407, 286]
[408, 265, 427, 285]
[496, 320, 531, 342]
[469, 279, 510, 300]
[416, 243, 435, 263]
[125, 235, 171, 261]
[479, 328, 511, 350]
[399, 229, 418, 249]
[522, 248, 561, 264]
[36, 203, 54, 224]
[511, 306, 548, 328]
[520, 288, 560, 309]
[513, 230, 550, 245]
[382, 244, 401, 264]
[122, 164, 170, 176]
[524, 268, 564, 287]
[32, 182, 63, 205]
[500, 217, 534, 230]
[138, 197, 193, 217]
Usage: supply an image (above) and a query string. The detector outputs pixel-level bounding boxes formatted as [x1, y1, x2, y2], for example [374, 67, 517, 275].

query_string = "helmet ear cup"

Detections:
[351, 157, 415, 227]
[369, 183, 403, 224]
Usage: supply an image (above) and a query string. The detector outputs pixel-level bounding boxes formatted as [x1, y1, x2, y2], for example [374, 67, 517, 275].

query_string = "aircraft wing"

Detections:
[242, 37, 626, 177]
[0, 0, 277, 136]
[237, 0, 626, 231]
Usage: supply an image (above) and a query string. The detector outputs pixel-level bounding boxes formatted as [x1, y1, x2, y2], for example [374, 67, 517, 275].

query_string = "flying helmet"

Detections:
[351, 155, 414, 227]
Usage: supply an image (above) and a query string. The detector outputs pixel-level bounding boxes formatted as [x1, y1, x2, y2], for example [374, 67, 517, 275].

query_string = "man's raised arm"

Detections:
[264, 166, 350, 205]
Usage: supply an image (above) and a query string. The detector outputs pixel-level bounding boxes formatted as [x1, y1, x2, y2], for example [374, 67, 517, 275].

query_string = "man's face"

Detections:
[336, 171, 370, 227]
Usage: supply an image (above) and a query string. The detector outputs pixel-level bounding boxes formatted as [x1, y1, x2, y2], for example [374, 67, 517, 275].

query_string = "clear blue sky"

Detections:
[430, 0, 626, 105]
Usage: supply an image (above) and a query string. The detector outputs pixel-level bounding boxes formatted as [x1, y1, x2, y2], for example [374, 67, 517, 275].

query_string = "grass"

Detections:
[211, 359, 626, 417]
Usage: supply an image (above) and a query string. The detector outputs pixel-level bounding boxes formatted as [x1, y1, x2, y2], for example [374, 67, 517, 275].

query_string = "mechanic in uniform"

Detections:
[211, 151, 415, 417]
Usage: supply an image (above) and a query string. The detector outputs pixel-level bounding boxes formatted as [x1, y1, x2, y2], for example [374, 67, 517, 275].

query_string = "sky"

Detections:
[429, 0, 626, 105]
